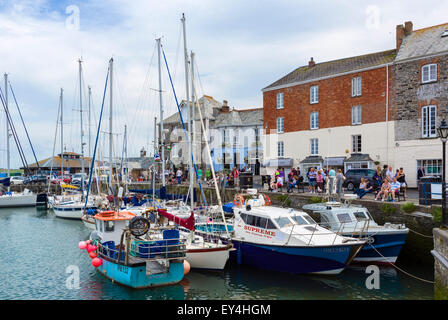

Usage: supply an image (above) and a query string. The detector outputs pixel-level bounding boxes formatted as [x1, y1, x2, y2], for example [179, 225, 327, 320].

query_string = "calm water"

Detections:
[0, 207, 434, 300]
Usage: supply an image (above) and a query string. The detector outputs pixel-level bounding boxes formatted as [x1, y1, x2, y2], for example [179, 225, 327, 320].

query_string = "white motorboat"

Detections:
[0, 188, 47, 208]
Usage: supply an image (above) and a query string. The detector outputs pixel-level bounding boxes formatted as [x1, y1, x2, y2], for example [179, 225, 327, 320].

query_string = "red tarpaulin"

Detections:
[157, 208, 195, 231]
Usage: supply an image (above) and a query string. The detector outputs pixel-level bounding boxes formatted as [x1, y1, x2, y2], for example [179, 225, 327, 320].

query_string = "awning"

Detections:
[264, 158, 294, 167]
[300, 156, 323, 164]
[323, 157, 346, 166]
[344, 153, 373, 162]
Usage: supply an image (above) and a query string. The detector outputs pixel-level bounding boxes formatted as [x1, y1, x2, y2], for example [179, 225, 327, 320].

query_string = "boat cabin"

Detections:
[302, 202, 378, 232]
[94, 211, 136, 243]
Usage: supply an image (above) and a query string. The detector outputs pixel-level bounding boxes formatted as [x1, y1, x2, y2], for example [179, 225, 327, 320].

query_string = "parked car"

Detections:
[50, 176, 62, 184]
[71, 173, 88, 186]
[10, 176, 24, 185]
[342, 169, 377, 191]
[24, 175, 47, 185]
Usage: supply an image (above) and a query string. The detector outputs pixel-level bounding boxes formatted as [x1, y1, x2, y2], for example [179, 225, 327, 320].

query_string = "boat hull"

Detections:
[53, 205, 98, 219]
[97, 258, 185, 288]
[345, 231, 408, 264]
[186, 246, 231, 270]
[227, 239, 362, 275]
[0, 194, 37, 208]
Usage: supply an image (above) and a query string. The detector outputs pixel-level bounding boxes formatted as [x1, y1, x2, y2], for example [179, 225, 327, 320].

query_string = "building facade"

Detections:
[262, 50, 395, 177]
[392, 22, 448, 187]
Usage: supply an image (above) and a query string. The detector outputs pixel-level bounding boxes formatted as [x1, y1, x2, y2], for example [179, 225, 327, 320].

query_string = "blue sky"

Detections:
[0, 0, 447, 168]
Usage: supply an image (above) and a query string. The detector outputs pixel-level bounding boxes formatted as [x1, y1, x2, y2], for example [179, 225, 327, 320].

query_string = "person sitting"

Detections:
[276, 175, 284, 190]
[372, 169, 382, 191]
[287, 177, 298, 193]
[375, 179, 391, 201]
[355, 178, 373, 199]
[390, 177, 401, 201]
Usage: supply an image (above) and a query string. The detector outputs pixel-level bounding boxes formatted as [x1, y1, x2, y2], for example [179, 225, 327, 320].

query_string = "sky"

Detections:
[0, 0, 447, 169]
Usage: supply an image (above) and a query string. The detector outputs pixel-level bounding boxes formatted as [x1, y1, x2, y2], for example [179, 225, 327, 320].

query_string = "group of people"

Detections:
[356, 165, 407, 201]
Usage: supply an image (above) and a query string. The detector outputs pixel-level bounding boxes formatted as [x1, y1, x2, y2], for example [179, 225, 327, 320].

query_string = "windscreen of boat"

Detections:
[353, 211, 369, 222]
[290, 215, 309, 225]
[274, 217, 295, 228]
[336, 213, 353, 224]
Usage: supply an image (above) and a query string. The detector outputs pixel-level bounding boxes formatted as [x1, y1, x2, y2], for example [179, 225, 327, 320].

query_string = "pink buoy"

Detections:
[78, 241, 87, 250]
[89, 251, 98, 259]
[86, 240, 92, 244]
[92, 258, 103, 268]
[86, 244, 95, 253]
[183, 260, 190, 275]
[91, 245, 97, 251]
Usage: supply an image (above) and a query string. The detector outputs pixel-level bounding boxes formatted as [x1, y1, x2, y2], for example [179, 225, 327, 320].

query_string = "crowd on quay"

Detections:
[154, 162, 411, 203]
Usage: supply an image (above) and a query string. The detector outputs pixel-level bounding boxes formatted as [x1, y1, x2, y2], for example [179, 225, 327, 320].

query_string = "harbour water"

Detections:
[0, 207, 434, 300]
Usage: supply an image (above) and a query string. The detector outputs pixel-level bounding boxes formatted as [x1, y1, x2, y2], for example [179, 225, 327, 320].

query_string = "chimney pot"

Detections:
[221, 100, 230, 113]
[308, 57, 315, 67]
[404, 21, 413, 36]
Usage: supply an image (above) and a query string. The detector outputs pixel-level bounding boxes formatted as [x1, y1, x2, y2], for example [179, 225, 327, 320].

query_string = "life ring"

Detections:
[234, 194, 245, 207]
[99, 211, 115, 217]
[263, 194, 271, 206]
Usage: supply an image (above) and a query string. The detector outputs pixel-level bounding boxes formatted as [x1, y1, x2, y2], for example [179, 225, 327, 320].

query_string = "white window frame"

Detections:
[422, 64, 437, 83]
[310, 112, 319, 130]
[310, 85, 319, 104]
[277, 117, 284, 134]
[421, 105, 437, 138]
[310, 138, 319, 155]
[277, 141, 284, 157]
[351, 77, 362, 97]
[351, 106, 362, 125]
[352, 135, 362, 153]
[276, 92, 284, 109]
[417, 159, 442, 177]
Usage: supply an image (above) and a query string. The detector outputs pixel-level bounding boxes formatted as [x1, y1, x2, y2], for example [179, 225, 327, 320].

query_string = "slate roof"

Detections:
[344, 153, 373, 162]
[213, 108, 263, 128]
[163, 96, 221, 125]
[395, 23, 448, 62]
[263, 49, 396, 91]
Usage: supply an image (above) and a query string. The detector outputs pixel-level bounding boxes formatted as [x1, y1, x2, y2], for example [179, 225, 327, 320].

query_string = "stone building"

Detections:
[392, 22, 448, 187]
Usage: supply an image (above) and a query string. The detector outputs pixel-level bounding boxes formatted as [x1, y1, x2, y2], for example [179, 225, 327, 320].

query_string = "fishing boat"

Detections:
[195, 190, 366, 275]
[87, 210, 188, 288]
[302, 201, 409, 264]
[157, 207, 233, 270]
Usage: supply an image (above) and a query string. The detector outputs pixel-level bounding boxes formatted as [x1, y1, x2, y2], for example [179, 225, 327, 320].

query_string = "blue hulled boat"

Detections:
[88, 211, 188, 288]
[196, 191, 365, 275]
[302, 202, 409, 264]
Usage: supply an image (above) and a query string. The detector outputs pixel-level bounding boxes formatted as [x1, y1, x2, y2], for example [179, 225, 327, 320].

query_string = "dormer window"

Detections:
[422, 64, 437, 83]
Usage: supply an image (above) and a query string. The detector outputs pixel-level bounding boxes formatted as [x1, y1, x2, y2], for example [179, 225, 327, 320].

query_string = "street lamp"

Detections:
[437, 119, 448, 228]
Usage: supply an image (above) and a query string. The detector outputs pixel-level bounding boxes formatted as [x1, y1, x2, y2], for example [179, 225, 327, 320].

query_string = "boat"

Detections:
[54, 199, 99, 219]
[195, 191, 366, 275]
[87, 210, 188, 288]
[302, 201, 409, 264]
[0, 188, 46, 208]
[157, 207, 234, 270]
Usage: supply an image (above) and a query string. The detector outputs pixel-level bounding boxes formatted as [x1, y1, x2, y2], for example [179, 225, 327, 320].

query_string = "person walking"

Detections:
[328, 167, 336, 196]
[336, 169, 346, 201]
[176, 168, 182, 184]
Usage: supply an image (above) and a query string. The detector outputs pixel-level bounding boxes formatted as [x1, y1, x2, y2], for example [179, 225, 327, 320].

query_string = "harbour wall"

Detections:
[433, 229, 448, 299]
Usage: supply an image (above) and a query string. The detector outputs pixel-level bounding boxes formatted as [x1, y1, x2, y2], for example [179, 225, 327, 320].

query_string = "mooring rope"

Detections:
[408, 228, 434, 239]
[368, 244, 434, 284]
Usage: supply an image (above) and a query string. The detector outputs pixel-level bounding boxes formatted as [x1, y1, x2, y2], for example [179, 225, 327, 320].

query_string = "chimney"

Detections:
[396, 24, 405, 51]
[221, 100, 230, 113]
[308, 57, 315, 67]
[404, 21, 413, 36]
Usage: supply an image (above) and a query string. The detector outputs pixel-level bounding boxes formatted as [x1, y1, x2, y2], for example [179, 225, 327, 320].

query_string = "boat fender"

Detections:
[263, 194, 271, 206]
[234, 194, 245, 207]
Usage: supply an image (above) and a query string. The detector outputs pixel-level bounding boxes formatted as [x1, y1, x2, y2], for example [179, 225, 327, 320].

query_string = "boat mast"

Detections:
[109, 58, 113, 189]
[190, 51, 196, 196]
[156, 38, 165, 189]
[79, 58, 85, 199]
[60, 88, 64, 178]
[181, 13, 193, 208]
[88, 86, 92, 160]
[4, 73, 10, 186]
[153, 116, 157, 202]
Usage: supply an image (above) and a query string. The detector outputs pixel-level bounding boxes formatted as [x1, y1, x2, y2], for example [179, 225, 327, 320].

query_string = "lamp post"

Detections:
[437, 119, 448, 228]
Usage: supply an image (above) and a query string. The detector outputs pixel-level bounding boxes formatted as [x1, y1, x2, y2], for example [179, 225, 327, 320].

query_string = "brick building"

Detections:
[262, 49, 395, 178]
[392, 22, 448, 187]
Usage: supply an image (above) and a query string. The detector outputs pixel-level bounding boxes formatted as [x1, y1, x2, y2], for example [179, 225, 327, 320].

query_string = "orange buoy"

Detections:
[183, 260, 191, 275]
